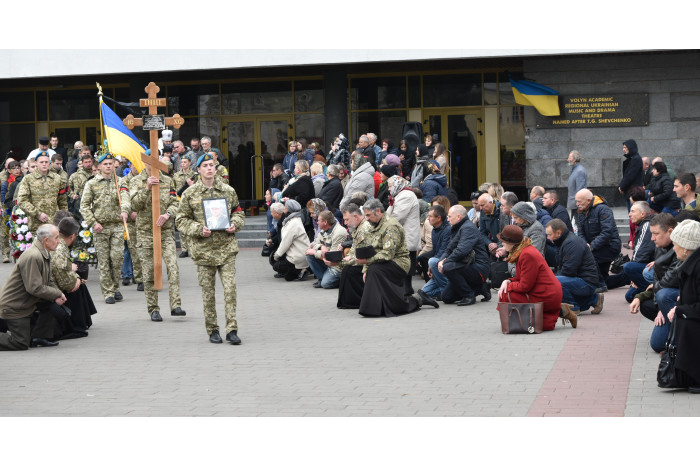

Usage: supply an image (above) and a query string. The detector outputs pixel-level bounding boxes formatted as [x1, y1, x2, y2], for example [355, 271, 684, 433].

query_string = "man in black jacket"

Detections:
[547, 219, 603, 320]
[606, 201, 655, 301]
[269, 163, 289, 191]
[543, 190, 573, 231]
[437, 205, 491, 306]
[318, 164, 344, 214]
[575, 189, 622, 287]
[618, 139, 644, 210]
[477, 193, 510, 256]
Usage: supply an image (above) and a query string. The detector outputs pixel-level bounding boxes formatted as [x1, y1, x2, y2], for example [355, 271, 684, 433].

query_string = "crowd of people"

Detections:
[2, 131, 700, 394]
[264, 134, 700, 394]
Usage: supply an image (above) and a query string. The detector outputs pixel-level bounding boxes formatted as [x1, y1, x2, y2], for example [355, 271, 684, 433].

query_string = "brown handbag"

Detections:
[497, 293, 544, 334]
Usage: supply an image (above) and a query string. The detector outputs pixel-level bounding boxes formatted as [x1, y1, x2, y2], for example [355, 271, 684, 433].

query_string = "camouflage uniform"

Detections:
[50, 238, 80, 293]
[51, 166, 69, 192]
[80, 173, 130, 300]
[16, 170, 68, 234]
[361, 214, 410, 274]
[130, 170, 181, 316]
[173, 168, 196, 254]
[339, 219, 371, 269]
[216, 164, 229, 183]
[0, 169, 11, 260]
[68, 167, 93, 199]
[176, 177, 245, 336]
[121, 171, 142, 285]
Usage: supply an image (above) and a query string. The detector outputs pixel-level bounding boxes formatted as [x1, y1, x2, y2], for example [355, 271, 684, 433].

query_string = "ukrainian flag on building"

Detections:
[100, 100, 147, 172]
[509, 78, 561, 116]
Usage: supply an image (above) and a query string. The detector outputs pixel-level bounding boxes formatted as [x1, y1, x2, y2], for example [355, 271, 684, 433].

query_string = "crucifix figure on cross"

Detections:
[123, 81, 185, 290]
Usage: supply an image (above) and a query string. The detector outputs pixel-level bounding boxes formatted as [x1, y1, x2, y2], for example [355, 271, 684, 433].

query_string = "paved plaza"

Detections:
[1, 241, 700, 417]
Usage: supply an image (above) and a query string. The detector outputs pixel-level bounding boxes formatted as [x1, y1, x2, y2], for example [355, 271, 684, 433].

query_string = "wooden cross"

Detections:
[123, 82, 185, 290]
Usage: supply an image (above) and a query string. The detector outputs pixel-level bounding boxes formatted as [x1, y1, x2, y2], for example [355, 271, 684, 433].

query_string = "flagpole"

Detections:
[96, 83, 105, 153]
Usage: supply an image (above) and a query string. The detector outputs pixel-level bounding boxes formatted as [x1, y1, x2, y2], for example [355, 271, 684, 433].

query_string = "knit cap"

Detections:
[670, 219, 700, 251]
[510, 201, 537, 224]
[285, 199, 301, 213]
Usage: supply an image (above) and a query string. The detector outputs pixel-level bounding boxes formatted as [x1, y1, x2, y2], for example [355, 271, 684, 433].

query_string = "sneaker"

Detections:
[560, 303, 578, 328]
[591, 293, 605, 314]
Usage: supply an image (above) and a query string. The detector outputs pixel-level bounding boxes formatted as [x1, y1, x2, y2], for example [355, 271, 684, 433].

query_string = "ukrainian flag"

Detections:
[509, 78, 560, 116]
[100, 100, 147, 172]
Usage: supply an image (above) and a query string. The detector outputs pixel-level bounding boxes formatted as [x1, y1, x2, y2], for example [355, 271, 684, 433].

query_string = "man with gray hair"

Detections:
[529, 185, 545, 210]
[605, 200, 656, 302]
[318, 164, 344, 213]
[366, 133, 382, 166]
[0, 224, 67, 350]
[567, 150, 588, 219]
[356, 199, 429, 317]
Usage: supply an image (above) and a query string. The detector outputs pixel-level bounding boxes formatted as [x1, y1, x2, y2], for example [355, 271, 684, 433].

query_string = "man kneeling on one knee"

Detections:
[546, 219, 603, 324]
[306, 210, 349, 289]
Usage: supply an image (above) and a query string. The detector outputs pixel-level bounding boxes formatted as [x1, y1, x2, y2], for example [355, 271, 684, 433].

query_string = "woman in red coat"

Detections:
[497, 225, 564, 331]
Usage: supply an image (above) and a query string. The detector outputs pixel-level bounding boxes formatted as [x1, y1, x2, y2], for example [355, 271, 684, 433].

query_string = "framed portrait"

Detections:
[202, 198, 230, 231]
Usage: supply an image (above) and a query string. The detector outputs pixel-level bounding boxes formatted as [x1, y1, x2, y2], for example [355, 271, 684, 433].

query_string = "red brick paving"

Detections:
[528, 288, 642, 416]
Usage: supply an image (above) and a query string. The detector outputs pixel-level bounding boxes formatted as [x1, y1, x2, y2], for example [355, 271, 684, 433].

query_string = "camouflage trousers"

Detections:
[197, 258, 238, 335]
[126, 223, 143, 284]
[0, 217, 10, 260]
[138, 228, 181, 314]
[178, 229, 189, 253]
[93, 223, 124, 299]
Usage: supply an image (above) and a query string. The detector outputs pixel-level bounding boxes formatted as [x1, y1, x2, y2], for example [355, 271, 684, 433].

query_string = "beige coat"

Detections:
[0, 238, 63, 320]
[386, 189, 421, 252]
[276, 215, 310, 269]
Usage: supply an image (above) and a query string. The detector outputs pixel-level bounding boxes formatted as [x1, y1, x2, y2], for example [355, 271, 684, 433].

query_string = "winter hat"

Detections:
[381, 164, 398, 178]
[498, 225, 524, 245]
[384, 154, 401, 167]
[510, 201, 537, 224]
[285, 199, 301, 213]
[670, 219, 700, 251]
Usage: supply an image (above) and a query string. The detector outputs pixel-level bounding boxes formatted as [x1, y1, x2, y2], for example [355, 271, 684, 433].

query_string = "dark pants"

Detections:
[0, 316, 32, 351]
[442, 264, 484, 303]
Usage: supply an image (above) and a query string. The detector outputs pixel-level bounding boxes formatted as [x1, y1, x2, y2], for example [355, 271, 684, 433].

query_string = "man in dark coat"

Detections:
[575, 189, 622, 287]
[547, 219, 603, 320]
[438, 205, 491, 306]
[618, 139, 644, 209]
[543, 190, 573, 231]
[417, 205, 453, 301]
[477, 192, 509, 256]
[318, 164, 344, 213]
[269, 163, 289, 192]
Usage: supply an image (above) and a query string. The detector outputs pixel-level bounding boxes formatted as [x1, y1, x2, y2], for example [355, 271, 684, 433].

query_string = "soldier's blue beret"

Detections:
[97, 153, 115, 164]
[34, 151, 50, 160]
[196, 153, 214, 168]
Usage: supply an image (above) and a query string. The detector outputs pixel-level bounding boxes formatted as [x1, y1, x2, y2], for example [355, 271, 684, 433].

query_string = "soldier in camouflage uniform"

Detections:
[0, 157, 16, 262]
[121, 165, 143, 290]
[68, 152, 94, 221]
[173, 154, 196, 258]
[80, 154, 130, 304]
[16, 151, 69, 235]
[50, 154, 69, 193]
[176, 153, 245, 345]
[130, 166, 185, 322]
[204, 151, 229, 183]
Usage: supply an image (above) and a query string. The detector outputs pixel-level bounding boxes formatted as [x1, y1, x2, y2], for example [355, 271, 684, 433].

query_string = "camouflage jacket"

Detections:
[176, 178, 245, 266]
[68, 167, 93, 198]
[51, 167, 69, 192]
[311, 222, 349, 272]
[216, 164, 228, 182]
[361, 214, 410, 274]
[130, 170, 179, 233]
[339, 219, 371, 269]
[16, 170, 69, 230]
[50, 238, 80, 293]
[80, 173, 130, 227]
[173, 168, 196, 193]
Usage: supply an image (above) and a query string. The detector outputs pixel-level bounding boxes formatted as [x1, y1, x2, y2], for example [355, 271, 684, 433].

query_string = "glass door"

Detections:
[223, 116, 290, 201]
[424, 110, 483, 203]
[50, 121, 100, 154]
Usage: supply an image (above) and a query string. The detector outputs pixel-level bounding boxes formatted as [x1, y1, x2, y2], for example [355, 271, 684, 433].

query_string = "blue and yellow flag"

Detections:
[509, 78, 560, 116]
[100, 100, 146, 172]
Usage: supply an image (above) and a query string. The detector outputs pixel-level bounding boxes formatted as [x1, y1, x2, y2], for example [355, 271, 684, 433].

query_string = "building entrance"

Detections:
[50, 121, 100, 154]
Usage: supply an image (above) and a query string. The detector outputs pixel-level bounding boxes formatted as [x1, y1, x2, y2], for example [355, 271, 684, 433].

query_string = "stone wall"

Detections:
[523, 51, 700, 206]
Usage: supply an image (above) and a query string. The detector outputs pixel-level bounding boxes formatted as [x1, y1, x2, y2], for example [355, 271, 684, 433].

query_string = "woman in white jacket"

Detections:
[273, 199, 311, 281]
[386, 175, 421, 295]
[339, 151, 376, 211]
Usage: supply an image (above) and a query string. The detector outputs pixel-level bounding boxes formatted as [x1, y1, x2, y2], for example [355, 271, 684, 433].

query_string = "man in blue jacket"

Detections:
[418, 205, 453, 303]
[575, 189, 622, 288]
[547, 219, 603, 323]
[606, 201, 656, 302]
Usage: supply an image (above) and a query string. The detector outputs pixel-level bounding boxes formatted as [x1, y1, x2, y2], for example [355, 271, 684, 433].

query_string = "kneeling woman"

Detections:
[51, 217, 97, 332]
[497, 225, 564, 331]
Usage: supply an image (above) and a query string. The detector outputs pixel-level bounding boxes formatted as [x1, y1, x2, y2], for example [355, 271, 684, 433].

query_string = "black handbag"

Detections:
[610, 253, 630, 274]
[657, 318, 687, 388]
[489, 259, 510, 289]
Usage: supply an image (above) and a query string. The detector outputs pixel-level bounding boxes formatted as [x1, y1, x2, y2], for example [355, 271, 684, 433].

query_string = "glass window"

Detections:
[49, 89, 99, 120]
[37, 91, 48, 121]
[167, 84, 220, 116]
[294, 80, 324, 113]
[500, 106, 527, 200]
[499, 72, 516, 105]
[484, 73, 498, 105]
[295, 113, 325, 151]
[350, 76, 406, 110]
[0, 92, 34, 122]
[423, 74, 482, 107]
[350, 111, 406, 146]
[408, 75, 421, 108]
[0, 123, 35, 159]
[222, 82, 292, 115]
